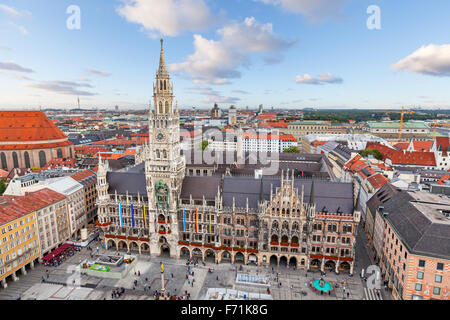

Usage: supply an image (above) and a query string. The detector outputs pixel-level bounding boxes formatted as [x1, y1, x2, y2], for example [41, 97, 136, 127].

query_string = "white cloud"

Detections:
[170, 34, 244, 85]
[393, 44, 450, 77]
[9, 22, 28, 35]
[0, 61, 34, 73]
[254, 0, 348, 21]
[295, 73, 343, 85]
[85, 69, 112, 77]
[218, 17, 293, 53]
[295, 74, 319, 84]
[26, 81, 97, 96]
[0, 4, 31, 17]
[0, 45, 11, 51]
[116, 0, 220, 37]
[170, 17, 293, 85]
[317, 72, 343, 84]
[186, 86, 240, 104]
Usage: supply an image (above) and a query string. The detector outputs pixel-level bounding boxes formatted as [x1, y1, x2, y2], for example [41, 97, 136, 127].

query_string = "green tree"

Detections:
[0, 179, 6, 196]
[201, 140, 209, 151]
[283, 146, 300, 153]
[359, 148, 383, 160]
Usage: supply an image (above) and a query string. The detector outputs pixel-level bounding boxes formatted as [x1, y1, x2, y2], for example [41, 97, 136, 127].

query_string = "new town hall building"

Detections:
[95, 40, 360, 274]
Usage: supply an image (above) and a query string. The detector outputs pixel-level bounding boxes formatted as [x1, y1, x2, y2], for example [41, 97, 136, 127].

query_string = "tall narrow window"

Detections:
[0, 152, 7, 170]
[24, 152, 30, 168]
[57, 149, 63, 158]
[159, 101, 163, 114]
[12, 152, 19, 168]
[39, 151, 47, 168]
[165, 101, 169, 113]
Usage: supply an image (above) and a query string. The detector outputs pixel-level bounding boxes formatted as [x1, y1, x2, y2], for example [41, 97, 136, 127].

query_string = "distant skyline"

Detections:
[0, 0, 449, 110]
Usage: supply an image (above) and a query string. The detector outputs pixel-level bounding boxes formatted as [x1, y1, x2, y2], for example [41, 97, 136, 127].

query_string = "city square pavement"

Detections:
[0, 232, 391, 300]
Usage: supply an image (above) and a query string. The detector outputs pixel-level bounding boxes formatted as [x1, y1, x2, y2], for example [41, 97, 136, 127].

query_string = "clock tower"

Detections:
[146, 39, 185, 258]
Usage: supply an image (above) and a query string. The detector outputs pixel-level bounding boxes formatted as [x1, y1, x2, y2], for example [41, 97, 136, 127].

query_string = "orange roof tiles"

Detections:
[389, 151, 436, 166]
[0, 111, 67, 142]
[71, 169, 96, 182]
[367, 173, 390, 189]
[437, 174, 450, 185]
[0, 140, 72, 151]
[259, 122, 288, 128]
[435, 137, 450, 156]
[393, 142, 409, 150]
[43, 157, 77, 170]
[411, 140, 433, 152]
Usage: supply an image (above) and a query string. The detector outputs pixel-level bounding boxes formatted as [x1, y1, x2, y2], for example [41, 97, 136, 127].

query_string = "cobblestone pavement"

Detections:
[0, 239, 377, 300]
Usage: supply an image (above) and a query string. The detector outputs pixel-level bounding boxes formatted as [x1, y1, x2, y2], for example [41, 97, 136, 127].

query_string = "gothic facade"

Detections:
[96, 41, 360, 273]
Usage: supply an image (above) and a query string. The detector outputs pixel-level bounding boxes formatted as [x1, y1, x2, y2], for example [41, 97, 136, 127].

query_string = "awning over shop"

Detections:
[42, 243, 75, 262]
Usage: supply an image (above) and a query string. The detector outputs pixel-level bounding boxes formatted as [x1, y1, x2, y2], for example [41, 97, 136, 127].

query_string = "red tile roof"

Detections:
[0, 188, 66, 225]
[388, 151, 436, 166]
[367, 173, 390, 190]
[393, 142, 409, 150]
[43, 157, 77, 170]
[311, 140, 328, 147]
[71, 169, 96, 182]
[411, 140, 433, 152]
[259, 122, 288, 128]
[437, 174, 450, 185]
[435, 137, 450, 156]
[0, 111, 68, 143]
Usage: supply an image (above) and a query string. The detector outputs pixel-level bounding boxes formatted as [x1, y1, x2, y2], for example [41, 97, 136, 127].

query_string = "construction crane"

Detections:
[433, 119, 437, 140]
[398, 106, 405, 141]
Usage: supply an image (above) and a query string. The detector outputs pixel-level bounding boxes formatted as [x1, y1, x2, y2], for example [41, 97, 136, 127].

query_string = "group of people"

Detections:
[111, 287, 125, 299]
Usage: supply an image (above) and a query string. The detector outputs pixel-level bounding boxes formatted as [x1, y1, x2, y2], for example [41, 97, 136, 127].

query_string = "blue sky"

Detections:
[0, 0, 449, 110]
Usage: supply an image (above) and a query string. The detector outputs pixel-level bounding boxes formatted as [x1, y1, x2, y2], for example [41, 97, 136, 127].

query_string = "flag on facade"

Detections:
[143, 204, 147, 228]
[131, 203, 135, 228]
[119, 203, 123, 227]
[195, 208, 198, 233]
[183, 208, 186, 232]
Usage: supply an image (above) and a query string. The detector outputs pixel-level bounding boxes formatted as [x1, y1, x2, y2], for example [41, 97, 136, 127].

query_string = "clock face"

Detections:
[156, 132, 165, 141]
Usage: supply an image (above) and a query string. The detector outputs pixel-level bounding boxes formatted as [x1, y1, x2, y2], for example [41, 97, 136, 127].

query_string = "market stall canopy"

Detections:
[42, 243, 75, 262]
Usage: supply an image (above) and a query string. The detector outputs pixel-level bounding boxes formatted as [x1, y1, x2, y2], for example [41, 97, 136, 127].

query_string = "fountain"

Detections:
[312, 278, 332, 293]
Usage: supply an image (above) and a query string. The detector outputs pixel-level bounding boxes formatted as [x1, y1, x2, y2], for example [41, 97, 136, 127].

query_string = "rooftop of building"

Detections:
[366, 121, 430, 129]
[383, 190, 450, 259]
[0, 188, 66, 226]
[0, 111, 68, 144]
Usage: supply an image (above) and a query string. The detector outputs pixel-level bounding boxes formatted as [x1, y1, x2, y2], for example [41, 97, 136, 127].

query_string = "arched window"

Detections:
[163, 150, 167, 159]
[12, 152, 19, 168]
[0, 152, 7, 170]
[24, 151, 31, 168]
[57, 149, 63, 158]
[39, 151, 47, 168]
[164, 80, 167, 90]
[69, 148, 73, 158]
[160, 80, 163, 91]
[165, 101, 169, 113]
[159, 101, 163, 114]
[156, 150, 160, 159]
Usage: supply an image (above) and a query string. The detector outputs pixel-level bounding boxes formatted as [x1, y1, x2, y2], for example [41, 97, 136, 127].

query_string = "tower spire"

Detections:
[158, 38, 168, 75]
